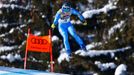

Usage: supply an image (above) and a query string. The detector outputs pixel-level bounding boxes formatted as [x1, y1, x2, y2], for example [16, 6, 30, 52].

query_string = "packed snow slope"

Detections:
[0, 66, 68, 75]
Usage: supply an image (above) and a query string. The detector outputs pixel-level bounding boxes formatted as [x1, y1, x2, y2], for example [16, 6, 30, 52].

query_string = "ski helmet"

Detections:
[62, 2, 71, 12]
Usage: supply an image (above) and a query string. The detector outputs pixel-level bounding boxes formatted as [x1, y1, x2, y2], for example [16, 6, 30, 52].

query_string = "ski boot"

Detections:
[80, 44, 88, 52]
[66, 49, 73, 59]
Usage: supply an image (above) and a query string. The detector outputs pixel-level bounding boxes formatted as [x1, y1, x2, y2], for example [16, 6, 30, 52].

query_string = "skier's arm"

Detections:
[71, 8, 85, 22]
[51, 10, 61, 28]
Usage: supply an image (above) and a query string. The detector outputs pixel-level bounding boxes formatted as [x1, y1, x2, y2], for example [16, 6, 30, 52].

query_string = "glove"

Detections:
[51, 24, 56, 29]
[83, 20, 87, 26]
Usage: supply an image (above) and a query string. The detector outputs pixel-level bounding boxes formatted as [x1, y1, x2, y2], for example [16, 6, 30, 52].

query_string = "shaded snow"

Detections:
[115, 64, 127, 75]
[95, 61, 116, 71]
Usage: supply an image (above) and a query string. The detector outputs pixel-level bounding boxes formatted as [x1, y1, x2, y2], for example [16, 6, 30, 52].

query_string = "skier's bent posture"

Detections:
[51, 2, 87, 56]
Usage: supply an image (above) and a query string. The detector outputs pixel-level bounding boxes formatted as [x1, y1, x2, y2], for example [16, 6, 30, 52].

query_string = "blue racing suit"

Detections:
[53, 8, 86, 55]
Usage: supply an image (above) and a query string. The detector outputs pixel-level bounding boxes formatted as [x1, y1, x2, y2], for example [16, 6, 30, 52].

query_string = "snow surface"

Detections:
[34, 31, 41, 36]
[88, 0, 94, 3]
[9, 28, 14, 33]
[0, 3, 30, 10]
[0, 53, 22, 63]
[108, 21, 125, 39]
[0, 0, 131, 74]
[72, 0, 117, 25]
[82, 2, 117, 19]
[52, 35, 60, 42]
[87, 34, 95, 42]
[18, 41, 26, 49]
[57, 42, 102, 64]
[6, 54, 15, 63]
[87, 34, 95, 38]
[75, 46, 131, 57]
[0, 66, 68, 75]
[86, 42, 102, 50]
[77, 2, 87, 12]
[71, 20, 82, 25]
[95, 61, 116, 71]
[0, 24, 27, 38]
[58, 42, 131, 63]
[0, 46, 17, 52]
[14, 54, 22, 60]
[115, 64, 127, 75]
[0, 23, 8, 28]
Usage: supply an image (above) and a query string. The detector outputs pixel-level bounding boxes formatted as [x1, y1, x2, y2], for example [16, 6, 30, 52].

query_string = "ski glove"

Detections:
[83, 20, 87, 26]
[51, 24, 56, 29]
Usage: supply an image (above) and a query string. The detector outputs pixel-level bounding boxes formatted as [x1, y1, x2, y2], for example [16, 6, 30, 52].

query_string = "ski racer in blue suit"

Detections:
[51, 2, 87, 56]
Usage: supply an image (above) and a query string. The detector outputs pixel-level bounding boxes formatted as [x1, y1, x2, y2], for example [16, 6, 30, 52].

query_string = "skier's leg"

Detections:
[58, 23, 71, 56]
[68, 24, 87, 51]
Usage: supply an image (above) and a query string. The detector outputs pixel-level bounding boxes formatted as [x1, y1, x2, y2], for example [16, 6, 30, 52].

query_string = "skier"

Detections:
[51, 2, 87, 57]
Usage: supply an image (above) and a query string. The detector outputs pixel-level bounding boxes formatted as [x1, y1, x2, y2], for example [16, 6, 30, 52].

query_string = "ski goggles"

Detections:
[62, 7, 70, 12]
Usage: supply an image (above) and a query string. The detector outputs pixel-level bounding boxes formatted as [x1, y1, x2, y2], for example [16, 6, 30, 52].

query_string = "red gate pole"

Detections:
[24, 28, 30, 69]
[49, 29, 54, 72]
